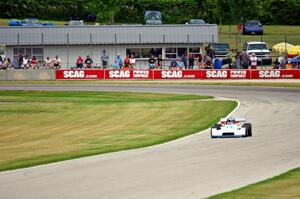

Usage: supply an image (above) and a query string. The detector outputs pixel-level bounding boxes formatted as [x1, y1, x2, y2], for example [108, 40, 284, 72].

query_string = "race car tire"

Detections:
[243, 123, 252, 137]
[211, 124, 222, 138]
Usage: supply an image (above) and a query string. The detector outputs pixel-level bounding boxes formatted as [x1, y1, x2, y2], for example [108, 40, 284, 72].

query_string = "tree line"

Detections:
[0, 0, 299, 25]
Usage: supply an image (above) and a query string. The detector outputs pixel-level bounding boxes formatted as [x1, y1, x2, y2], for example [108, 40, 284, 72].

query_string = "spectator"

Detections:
[84, 55, 93, 69]
[188, 54, 195, 69]
[148, 54, 156, 69]
[235, 51, 241, 69]
[249, 53, 258, 69]
[278, 55, 286, 69]
[181, 54, 188, 69]
[101, 50, 109, 69]
[129, 54, 136, 69]
[114, 54, 123, 70]
[240, 53, 249, 69]
[44, 57, 52, 69]
[273, 59, 280, 69]
[170, 58, 178, 70]
[52, 55, 61, 69]
[31, 56, 38, 69]
[204, 55, 212, 69]
[2, 57, 13, 69]
[123, 55, 130, 70]
[17, 52, 23, 69]
[0, 56, 2, 67]
[21, 55, 30, 69]
[76, 56, 84, 69]
[208, 48, 216, 61]
[156, 54, 163, 69]
[227, 49, 233, 69]
[197, 54, 204, 69]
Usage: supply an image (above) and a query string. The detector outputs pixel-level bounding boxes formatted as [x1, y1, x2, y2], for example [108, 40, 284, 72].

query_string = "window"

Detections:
[13, 47, 44, 65]
[178, 48, 187, 58]
[165, 48, 177, 58]
[126, 48, 140, 58]
[126, 48, 162, 58]
[188, 47, 201, 58]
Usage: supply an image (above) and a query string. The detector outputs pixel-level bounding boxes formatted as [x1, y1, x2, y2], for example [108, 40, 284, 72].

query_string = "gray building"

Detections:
[0, 25, 218, 69]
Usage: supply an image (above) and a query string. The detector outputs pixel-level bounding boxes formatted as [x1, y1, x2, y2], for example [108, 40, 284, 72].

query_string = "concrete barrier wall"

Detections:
[0, 69, 56, 81]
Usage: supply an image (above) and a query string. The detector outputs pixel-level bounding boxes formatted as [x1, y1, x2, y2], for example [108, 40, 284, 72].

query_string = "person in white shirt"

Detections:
[250, 53, 258, 69]
[129, 54, 136, 69]
[52, 55, 61, 69]
[21, 55, 30, 69]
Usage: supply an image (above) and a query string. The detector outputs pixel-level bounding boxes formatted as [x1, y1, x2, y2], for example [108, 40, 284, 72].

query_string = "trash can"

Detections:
[214, 59, 222, 69]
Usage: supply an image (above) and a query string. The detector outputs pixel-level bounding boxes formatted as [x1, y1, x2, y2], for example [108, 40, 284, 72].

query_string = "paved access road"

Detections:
[0, 84, 300, 199]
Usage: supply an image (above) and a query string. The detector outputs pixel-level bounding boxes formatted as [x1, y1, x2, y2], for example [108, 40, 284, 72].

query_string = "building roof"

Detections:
[0, 25, 218, 46]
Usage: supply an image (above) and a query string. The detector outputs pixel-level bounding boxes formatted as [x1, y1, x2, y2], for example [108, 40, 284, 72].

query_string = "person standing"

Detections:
[181, 54, 188, 69]
[250, 53, 258, 69]
[114, 54, 123, 70]
[156, 54, 163, 69]
[101, 50, 109, 69]
[129, 54, 136, 69]
[241, 53, 249, 69]
[235, 51, 241, 69]
[227, 49, 233, 69]
[188, 54, 194, 69]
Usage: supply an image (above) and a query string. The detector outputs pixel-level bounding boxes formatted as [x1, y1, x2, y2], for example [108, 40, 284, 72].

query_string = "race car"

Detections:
[211, 117, 252, 138]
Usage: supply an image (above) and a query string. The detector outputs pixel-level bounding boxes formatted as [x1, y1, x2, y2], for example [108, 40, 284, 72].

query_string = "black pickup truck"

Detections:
[207, 43, 230, 64]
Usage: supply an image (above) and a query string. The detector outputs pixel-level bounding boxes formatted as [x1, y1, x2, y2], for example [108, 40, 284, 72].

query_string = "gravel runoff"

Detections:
[0, 84, 299, 199]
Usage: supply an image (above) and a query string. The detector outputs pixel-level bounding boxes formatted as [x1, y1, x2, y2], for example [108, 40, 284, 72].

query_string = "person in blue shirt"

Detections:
[114, 54, 123, 70]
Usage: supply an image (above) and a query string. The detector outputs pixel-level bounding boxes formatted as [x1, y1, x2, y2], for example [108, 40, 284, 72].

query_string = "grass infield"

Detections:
[0, 90, 236, 171]
[208, 167, 300, 199]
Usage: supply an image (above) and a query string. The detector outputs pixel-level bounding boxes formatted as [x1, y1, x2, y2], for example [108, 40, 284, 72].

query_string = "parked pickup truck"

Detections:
[208, 42, 230, 64]
[243, 41, 272, 65]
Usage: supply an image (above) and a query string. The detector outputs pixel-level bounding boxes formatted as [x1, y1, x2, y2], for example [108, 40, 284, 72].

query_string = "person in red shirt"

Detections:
[76, 56, 84, 69]
[123, 55, 130, 70]
[31, 56, 38, 69]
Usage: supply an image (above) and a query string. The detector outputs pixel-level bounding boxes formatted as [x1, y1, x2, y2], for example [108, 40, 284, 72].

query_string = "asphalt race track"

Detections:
[0, 84, 300, 199]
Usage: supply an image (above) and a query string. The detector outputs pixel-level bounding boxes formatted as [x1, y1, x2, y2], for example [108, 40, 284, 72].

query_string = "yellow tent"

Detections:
[272, 42, 294, 53]
[288, 45, 300, 55]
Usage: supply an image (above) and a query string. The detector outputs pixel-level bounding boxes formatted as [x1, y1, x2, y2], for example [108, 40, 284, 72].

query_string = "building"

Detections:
[0, 25, 218, 69]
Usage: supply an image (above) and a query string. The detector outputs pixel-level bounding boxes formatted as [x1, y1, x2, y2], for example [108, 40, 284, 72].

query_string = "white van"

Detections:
[242, 41, 272, 65]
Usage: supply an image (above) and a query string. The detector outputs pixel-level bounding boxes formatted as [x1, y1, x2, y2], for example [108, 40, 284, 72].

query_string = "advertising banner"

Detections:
[251, 70, 300, 79]
[56, 70, 104, 79]
[56, 69, 300, 80]
[153, 70, 201, 79]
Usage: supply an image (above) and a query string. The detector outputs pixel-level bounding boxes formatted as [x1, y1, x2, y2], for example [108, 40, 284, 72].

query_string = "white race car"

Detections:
[211, 117, 252, 138]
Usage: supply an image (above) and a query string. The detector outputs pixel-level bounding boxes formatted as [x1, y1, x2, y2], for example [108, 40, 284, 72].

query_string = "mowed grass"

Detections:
[208, 167, 300, 199]
[0, 90, 236, 171]
[218, 25, 300, 51]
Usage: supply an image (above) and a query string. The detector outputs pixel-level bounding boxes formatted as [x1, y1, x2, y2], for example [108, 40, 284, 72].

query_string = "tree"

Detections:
[85, 0, 123, 24]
